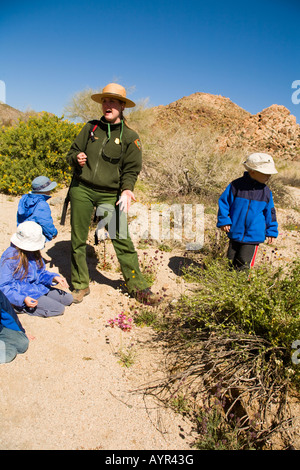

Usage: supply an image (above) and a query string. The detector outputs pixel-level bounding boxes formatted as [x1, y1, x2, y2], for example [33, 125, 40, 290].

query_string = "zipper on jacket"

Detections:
[93, 135, 108, 181]
[242, 200, 251, 242]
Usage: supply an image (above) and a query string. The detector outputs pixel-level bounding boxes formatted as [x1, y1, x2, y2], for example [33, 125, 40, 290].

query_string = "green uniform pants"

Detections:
[69, 180, 149, 294]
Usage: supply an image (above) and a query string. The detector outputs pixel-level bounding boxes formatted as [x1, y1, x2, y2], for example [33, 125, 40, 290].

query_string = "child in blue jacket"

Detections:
[217, 153, 278, 270]
[0, 289, 29, 363]
[0, 221, 73, 317]
[17, 175, 58, 242]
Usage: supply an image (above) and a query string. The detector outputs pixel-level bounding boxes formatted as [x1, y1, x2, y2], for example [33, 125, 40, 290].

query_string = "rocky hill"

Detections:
[151, 92, 300, 161]
[0, 103, 25, 126]
[0, 103, 50, 126]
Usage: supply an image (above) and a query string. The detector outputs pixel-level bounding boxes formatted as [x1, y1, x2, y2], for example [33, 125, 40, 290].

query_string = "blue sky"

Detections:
[1, 0, 300, 123]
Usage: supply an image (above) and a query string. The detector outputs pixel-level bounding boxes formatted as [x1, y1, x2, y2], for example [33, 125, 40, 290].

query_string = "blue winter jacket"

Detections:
[17, 193, 58, 241]
[0, 290, 25, 333]
[0, 246, 58, 309]
[217, 172, 278, 244]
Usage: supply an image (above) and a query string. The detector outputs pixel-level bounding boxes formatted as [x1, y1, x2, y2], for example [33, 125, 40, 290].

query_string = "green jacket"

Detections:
[66, 117, 142, 193]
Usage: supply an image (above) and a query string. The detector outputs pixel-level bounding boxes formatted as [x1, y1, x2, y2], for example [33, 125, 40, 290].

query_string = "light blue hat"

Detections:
[31, 175, 57, 193]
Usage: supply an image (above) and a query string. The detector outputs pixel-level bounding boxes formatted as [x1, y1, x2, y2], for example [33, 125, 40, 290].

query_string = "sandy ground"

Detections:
[0, 187, 299, 450]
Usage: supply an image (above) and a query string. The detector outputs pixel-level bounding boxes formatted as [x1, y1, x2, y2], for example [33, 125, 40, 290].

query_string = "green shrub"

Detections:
[180, 258, 300, 378]
[0, 113, 83, 195]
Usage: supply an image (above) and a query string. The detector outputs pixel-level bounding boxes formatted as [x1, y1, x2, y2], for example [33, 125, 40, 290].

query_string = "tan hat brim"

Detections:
[243, 162, 278, 175]
[91, 92, 136, 108]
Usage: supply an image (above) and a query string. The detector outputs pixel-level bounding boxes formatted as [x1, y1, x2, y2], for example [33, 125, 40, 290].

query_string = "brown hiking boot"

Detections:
[72, 287, 90, 304]
[133, 288, 163, 306]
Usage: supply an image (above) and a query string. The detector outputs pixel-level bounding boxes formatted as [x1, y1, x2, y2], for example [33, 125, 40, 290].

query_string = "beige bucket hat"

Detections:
[11, 221, 45, 251]
[243, 153, 278, 175]
[91, 83, 136, 108]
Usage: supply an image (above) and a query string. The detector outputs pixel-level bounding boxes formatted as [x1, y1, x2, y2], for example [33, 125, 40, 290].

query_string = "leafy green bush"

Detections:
[0, 113, 83, 195]
[180, 258, 300, 379]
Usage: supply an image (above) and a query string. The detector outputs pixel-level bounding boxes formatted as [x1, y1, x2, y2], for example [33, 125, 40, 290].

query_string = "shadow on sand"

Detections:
[46, 240, 125, 291]
[168, 255, 203, 276]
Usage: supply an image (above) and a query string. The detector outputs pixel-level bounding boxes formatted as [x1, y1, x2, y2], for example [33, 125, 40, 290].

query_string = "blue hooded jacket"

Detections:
[0, 290, 25, 333]
[17, 193, 58, 241]
[0, 246, 58, 309]
[217, 172, 278, 244]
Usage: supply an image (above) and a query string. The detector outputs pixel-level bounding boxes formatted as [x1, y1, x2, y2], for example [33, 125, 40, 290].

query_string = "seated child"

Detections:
[0, 289, 29, 364]
[0, 221, 73, 317]
[217, 153, 278, 270]
[17, 175, 58, 242]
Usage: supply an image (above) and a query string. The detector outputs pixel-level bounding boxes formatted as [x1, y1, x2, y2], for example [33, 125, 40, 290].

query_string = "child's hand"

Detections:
[27, 334, 36, 341]
[24, 296, 38, 308]
[53, 275, 69, 289]
[221, 225, 231, 233]
[267, 237, 275, 244]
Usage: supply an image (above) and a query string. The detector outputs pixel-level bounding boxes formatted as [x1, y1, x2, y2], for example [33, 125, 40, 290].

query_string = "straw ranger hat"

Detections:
[243, 153, 278, 175]
[11, 221, 45, 251]
[91, 83, 136, 108]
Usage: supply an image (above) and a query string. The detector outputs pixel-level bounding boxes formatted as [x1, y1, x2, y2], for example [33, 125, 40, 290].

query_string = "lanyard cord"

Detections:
[107, 120, 123, 142]
[119, 120, 124, 143]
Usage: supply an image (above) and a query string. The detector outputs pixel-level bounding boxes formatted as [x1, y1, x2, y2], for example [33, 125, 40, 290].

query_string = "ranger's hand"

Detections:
[116, 190, 136, 213]
[77, 152, 88, 167]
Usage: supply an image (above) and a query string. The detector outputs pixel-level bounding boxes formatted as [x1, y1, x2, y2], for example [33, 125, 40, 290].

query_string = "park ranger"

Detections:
[66, 83, 161, 305]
